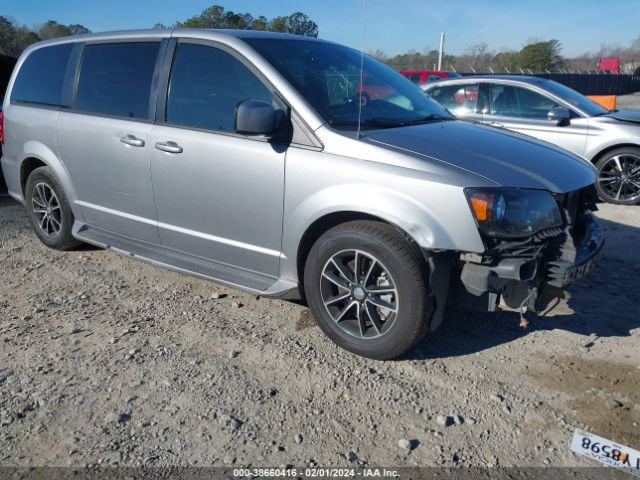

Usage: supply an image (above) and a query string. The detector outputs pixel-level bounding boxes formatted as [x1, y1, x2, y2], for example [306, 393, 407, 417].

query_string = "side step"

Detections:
[72, 223, 299, 297]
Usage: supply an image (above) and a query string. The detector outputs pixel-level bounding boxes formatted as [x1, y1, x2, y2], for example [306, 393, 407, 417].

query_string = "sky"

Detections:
[2, 0, 639, 58]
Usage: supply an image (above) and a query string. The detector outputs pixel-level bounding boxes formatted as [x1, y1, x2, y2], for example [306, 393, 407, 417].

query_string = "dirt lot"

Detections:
[0, 197, 639, 469]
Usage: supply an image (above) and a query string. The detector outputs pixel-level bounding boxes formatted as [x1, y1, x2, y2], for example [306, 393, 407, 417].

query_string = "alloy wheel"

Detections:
[31, 182, 62, 237]
[597, 154, 640, 202]
[320, 249, 399, 339]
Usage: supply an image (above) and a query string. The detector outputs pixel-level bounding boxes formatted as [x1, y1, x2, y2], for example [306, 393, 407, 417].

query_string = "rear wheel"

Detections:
[304, 220, 433, 360]
[25, 166, 80, 250]
[594, 148, 640, 205]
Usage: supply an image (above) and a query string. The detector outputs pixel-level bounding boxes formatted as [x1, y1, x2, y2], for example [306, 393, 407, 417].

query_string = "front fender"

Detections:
[280, 168, 485, 282]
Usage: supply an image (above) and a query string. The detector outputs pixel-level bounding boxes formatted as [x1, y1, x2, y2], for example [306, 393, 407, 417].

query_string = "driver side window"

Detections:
[489, 84, 559, 119]
[166, 43, 274, 133]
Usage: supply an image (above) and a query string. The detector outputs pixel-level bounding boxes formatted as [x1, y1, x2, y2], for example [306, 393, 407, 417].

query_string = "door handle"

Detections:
[120, 135, 145, 147]
[155, 141, 183, 154]
[489, 121, 505, 129]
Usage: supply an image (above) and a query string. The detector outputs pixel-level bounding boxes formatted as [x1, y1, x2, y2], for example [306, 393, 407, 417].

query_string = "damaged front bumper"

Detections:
[456, 211, 604, 314]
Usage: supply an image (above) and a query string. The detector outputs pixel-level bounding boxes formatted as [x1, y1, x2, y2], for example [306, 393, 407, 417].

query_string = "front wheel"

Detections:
[304, 221, 434, 360]
[594, 148, 640, 205]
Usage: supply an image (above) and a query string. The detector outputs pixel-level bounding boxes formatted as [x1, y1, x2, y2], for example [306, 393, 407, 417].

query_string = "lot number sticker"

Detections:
[570, 429, 640, 477]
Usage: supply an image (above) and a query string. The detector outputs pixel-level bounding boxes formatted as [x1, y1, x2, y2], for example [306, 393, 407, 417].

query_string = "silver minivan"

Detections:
[1, 29, 603, 359]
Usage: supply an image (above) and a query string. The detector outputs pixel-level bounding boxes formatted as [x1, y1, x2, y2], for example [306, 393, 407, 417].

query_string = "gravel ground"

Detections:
[616, 92, 640, 109]
[0, 197, 638, 469]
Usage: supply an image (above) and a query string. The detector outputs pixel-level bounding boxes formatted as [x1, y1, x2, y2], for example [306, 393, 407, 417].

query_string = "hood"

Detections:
[363, 120, 596, 193]
[606, 109, 640, 124]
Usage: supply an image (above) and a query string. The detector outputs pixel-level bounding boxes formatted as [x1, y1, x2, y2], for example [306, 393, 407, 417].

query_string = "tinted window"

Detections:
[542, 80, 607, 116]
[489, 84, 558, 119]
[245, 39, 450, 130]
[428, 83, 481, 116]
[11, 44, 73, 106]
[166, 43, 273, 132]
[75, 42, 160, 119]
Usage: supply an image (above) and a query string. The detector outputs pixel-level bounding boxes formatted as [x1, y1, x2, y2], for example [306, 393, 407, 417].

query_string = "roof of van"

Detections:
[34, 28, 327, 43]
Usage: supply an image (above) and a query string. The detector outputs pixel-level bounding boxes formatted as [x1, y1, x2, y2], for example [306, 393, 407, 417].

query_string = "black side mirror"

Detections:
[235, 99, 279, 136]
[548, 107, 571, 126]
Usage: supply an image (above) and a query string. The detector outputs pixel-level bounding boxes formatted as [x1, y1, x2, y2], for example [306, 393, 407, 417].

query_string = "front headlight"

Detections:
[464, 188, 563, 238]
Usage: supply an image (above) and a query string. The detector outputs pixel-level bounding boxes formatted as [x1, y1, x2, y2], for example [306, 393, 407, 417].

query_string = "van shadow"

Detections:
[0, 196, 100, 250]
[410, 215, 640, 360]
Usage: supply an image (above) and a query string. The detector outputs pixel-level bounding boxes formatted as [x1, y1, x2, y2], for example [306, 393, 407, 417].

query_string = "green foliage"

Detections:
[0, 16, 90, 57]
[268, 16, 288, 33]
[284, 12, 318, 37]
[494, 50, 520, 71]
[384, 49, 455, 71]
[0, 16, 16, 56]
[518, 39, 563, 71]
[175, 4, 318, 37]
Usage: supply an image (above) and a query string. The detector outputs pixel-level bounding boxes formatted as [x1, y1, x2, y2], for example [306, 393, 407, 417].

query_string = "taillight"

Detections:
[0, 111, 4, 144]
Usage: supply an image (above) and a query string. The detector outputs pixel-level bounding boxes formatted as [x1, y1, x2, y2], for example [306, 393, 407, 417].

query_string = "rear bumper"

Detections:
[0, 154, 23, 202]
[456, 213, 604, 313]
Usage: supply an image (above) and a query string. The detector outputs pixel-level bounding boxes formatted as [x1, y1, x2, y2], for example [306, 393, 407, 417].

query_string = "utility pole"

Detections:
[437, 32, 445, 70]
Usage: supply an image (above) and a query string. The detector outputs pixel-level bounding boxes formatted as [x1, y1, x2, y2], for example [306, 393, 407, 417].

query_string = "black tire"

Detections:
[304, 220, 433, 360]
[25, 166, 80, 250]
[594, 147, 640, 205]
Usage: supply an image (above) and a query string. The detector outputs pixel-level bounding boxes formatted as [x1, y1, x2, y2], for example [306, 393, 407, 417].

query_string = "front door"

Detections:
[426, 82, 484, 122]
[57, 41, 163, 244]
[149, 41, 285, 276]
[483, 83, 588, 156]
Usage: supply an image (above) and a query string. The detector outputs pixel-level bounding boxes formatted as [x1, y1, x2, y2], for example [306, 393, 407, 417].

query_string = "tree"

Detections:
[518, 39, 563, 72]
[456, 43, 494, 72]
[67, 24, 90, 35]
[174, 5, 318, 37]
[0, 16, 17, 56]
[176, 5, 226, 28]
[284, 12, 318, 37]
[38, 20, 72, 40]
[249, 16, 268, 31]
[12, 27, 39, 54]
[368, 49, 388, 62]
[268, 16, 288, 33]
[494, 50, 520, 72]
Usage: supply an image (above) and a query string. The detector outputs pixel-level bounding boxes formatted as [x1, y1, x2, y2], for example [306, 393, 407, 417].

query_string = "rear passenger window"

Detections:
[11, 44, 73, 107]
[75, 42, 160, 119]
[166, 43, 273, 132]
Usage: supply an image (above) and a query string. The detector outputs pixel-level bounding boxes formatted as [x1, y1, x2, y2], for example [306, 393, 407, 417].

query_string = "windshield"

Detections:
[542, 79, 609, 116]
[244, 38, 452, 130]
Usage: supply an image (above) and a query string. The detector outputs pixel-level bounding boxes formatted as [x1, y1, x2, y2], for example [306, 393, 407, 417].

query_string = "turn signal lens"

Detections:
[464, 188, 563, 238]
[469, 192, 491, 221]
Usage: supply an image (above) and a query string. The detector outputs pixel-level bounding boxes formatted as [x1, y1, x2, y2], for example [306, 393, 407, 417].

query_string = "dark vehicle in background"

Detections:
[400, 69, 461, 85]
[423, 76, 640, 205]
[1, 54, 17, 195]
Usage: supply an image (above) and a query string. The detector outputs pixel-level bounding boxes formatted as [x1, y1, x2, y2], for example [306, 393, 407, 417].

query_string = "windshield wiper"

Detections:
[329, 114, 453, 129]
[366, 114, 453, 128]
[400, 114, 453, 126]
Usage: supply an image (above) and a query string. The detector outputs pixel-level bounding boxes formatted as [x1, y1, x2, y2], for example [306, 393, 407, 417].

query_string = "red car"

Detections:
[400, 69, 461, 84]
[355, 74, 396, 105]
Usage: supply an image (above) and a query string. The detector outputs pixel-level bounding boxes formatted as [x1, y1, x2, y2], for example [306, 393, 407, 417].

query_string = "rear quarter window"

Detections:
[10, 43, 73, 107]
